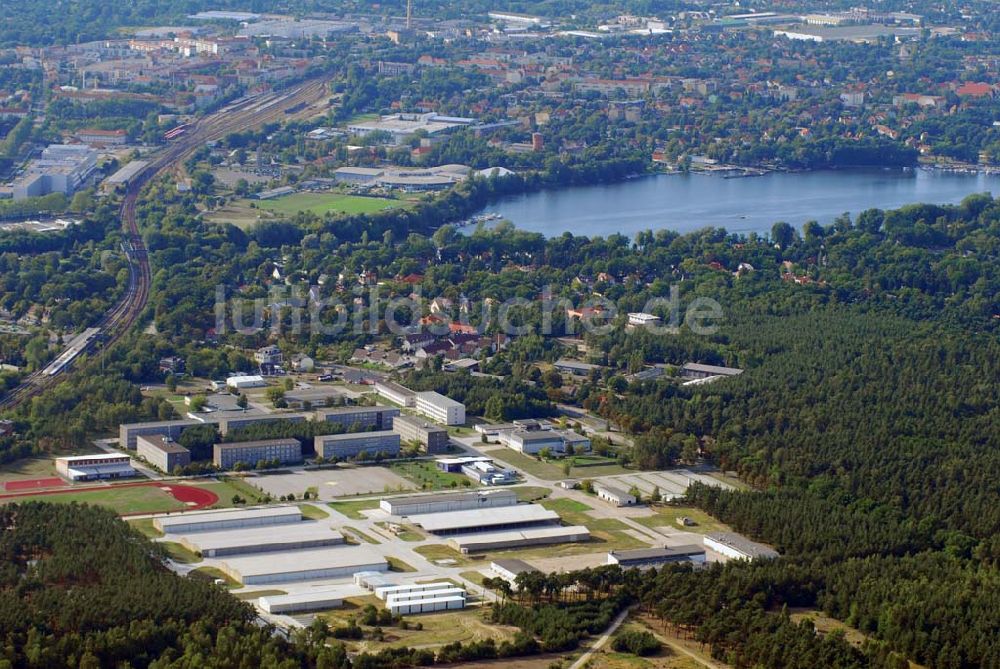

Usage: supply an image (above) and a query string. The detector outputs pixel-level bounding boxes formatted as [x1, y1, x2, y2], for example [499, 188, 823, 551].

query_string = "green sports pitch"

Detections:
[255, 193, 410, 216]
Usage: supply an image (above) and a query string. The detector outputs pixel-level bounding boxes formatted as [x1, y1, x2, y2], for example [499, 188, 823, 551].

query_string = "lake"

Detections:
[474, 168, 1000, 237]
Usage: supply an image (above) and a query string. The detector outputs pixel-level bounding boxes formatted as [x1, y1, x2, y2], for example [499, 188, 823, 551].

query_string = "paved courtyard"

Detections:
[249, 467, 415, 500]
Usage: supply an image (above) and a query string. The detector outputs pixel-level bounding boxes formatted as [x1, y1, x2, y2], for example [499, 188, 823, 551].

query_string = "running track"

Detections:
[0, 481, 218, 514]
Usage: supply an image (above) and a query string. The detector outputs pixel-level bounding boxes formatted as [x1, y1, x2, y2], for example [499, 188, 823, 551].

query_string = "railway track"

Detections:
[0, 79, 328, 411]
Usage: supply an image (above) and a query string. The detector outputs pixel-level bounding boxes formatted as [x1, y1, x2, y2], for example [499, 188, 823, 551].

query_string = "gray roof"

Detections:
[594, 482, 634, 498]
[705, 532, 779, 559]
[682, 362, 744, 376]
[610, 545, 704, 561]
[214, 438, 301, 450]
[491, 558, 539, 574]
[384, 489, 516, 506]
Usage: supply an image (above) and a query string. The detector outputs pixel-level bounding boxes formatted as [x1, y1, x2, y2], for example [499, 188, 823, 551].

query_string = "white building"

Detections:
[380, 489, 517, 516]
[627, 312, 662, 327]
[374, 380, 416, 407]
[226, 374, 266, 390]
[594, 483, 637, 507]
[259, 585, 364, 614]
[13, 144, 98, 200]
[415, 391, 465, 425]
[153, 505, 301, 534]
[55, 453, 135, 481]
[703, 532, 780, 561]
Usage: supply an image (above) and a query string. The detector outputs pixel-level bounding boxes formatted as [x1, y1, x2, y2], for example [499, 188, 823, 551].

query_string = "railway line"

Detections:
[0, 79, 328, 411]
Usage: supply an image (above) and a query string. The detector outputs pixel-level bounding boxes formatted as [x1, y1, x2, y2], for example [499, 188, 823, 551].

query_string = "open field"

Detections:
[510, 486, 551, 502]
[376, 521, 423, 541]
[257, 193, 410, 217]
[328, 498, 380, 520]
[389, 460, 476, 491]
[195, 477, 265, 507]
[338, 609, 521, 655]
[257, 467, 414, 500]
[632, 505, 731, 535]
[343, 526, 380, 544]
[0, 485, 187, 514]
[387, 556, 416, 572]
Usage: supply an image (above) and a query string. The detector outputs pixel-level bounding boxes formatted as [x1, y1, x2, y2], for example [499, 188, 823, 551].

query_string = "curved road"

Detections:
[0, 79, 329, 411]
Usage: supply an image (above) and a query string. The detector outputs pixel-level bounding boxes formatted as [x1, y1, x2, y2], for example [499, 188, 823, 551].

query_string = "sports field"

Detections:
[0, 482, 219, 515]
[256, 193, 409, 216]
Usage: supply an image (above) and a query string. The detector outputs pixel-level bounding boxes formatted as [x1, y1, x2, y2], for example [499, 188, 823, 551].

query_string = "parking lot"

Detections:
[249, 467, 416, 500]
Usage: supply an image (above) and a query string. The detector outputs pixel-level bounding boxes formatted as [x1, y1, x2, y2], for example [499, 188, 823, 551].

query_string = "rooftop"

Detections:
[172, 521, 341, 552]
[407, 504, 558, 532]
[155, 505, 301, 531]
[136, 435, 190, 454]
[491, 558, 540, 574]
[705, 532, 780, 559]
[221, 546, 387, 576]
[610, 545, 704, 561]
[214, 438, 301, 450]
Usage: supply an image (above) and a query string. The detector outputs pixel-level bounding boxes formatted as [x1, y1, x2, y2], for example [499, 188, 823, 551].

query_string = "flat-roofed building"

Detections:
[594, 483, 637, 507]
[175, 522, 344, 557]
[627, 312, 662, 327]
[216, 413, 308, 436]
[213, 438, 302, 469]
[219, 547, 388, 585]
[554, 359, 601, 376]
[704, 532, 780, 561]
[607, 545, 706, 569]
[387, 588, 466, 606]
[315, 431, 400, 460]
[375, 380, 416, 407]
[154, 505, 302, 534]
[680, 363, 744, 379]
[76, 128, 128, 146]
[388, 594, 465, 615]
[407, 503, 559, 535]
[135, 435, 191, 473]
[259, 585, 365, 614]
[500, 429, 562, 455]
[415, 391, 465, 425]
[450, 525, 590, 553]
[55, 454, 135, 482]
[380, 489, 517, 516]
[283, 387, 348, 409]
[333, 166, 384, 184]
[375, 581, 456, 600]
[392, 414, 449, 453]
[119, 419, 204, 449]
[315, 406, 399, 431]
[491, 559, 539, 583]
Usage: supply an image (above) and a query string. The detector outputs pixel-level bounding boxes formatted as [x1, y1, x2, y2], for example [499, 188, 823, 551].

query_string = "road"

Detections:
[0, 78, 330, 412]
[568, 605, 636, 669]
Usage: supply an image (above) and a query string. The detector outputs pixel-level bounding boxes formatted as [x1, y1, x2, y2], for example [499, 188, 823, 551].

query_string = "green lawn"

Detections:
[1, 485, 186, 515]
[540, 498, 593, 525]
[632, 505, 731, 534]
[389, 461, 475, 491]
[343, 526, 380, 544]
[128, 517, 164, 539]
[387, 556, 416, 572]
[188, 566, 240, 588]
[299, 503, 330, 520]
[199, 477, 266, 507]
[376, 521, 423, 541]
[235, 589, 287, 600]
[160, 541, 202, 564]
[488, 449, 631, 480]
[414, 544, 473, 567]
[256, 193, 409, 217]
[328, 498, 380, 520]
[510, 486, 551, 502]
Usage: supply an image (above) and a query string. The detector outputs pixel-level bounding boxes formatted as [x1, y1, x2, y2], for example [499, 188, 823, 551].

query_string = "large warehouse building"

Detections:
[315, 431, 400, 460]
[607, 546, 706, 569]
[449, 525, 591, 554]
[415, 391, 465, 425]
[704, 532, 780, 561]
[406, 503, 560, 536]
[174, 522, 344, 557]
[259, 585, 366, 614]
[380, 489, 517, 516]
[219, 546, 388, 584]
[154, 505, 302, 534]
[392, 414, 450, 453]
[213, 438, 302, 469]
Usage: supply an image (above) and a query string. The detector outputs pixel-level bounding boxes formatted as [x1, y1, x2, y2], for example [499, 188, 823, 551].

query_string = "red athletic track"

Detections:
[0, 480, 219, 514]
[4, 476, 67, 491]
